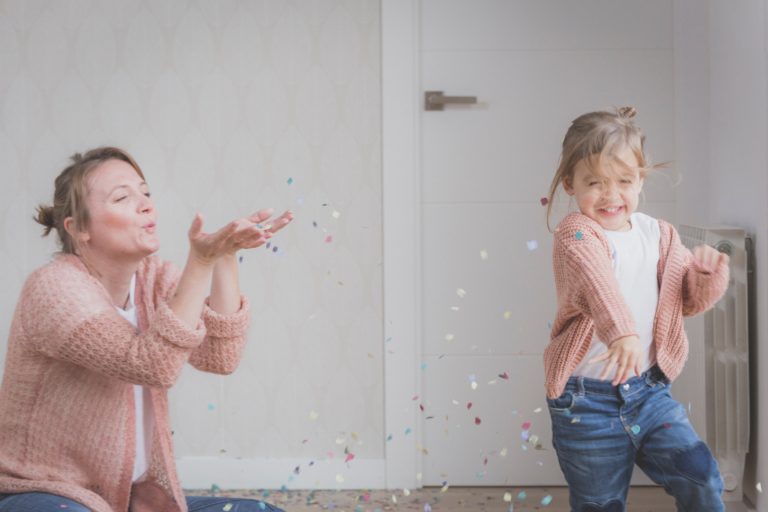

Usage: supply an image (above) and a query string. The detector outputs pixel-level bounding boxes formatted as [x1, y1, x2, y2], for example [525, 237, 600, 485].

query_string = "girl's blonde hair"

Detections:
[546, 106, 659, 230]
[35, 147, 145, 254]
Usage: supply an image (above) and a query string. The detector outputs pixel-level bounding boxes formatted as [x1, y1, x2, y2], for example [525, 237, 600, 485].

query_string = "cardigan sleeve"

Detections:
[20, 262, 206, 389]
[187, 296, 251, 375]
[662, 223, 731, 317]
[554, 215, 638, 345]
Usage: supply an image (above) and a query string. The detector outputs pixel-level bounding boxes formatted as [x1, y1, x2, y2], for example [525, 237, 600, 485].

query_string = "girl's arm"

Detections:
[681, 243, 730, 317]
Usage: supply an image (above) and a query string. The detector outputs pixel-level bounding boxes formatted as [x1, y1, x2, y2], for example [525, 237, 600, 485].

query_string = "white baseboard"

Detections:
[176, 457, 387, 490]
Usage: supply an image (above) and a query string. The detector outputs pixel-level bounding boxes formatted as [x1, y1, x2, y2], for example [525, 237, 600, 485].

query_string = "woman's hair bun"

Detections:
[34, 204, 56, 235]
[617, 106, 637, 119]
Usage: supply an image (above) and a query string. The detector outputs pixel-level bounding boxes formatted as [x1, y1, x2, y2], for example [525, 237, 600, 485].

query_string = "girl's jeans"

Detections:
[0, 493, 285, 511]
[547, 365, 724, 512]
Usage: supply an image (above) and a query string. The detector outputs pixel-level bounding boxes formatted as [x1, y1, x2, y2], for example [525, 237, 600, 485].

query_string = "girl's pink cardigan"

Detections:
[544, 213, 729, 399]
[0, 254, 250, 512]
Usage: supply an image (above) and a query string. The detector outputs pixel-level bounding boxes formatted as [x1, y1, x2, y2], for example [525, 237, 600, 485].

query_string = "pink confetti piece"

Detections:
[474, 417, 482, 425]
[345, 453, 355, 463]
[324, 235, 333, 243]
[540, 197, 549, 206]
[522, 421, 532, 430]
[499, 372, 509, 380]
[467, 402, 473, 410]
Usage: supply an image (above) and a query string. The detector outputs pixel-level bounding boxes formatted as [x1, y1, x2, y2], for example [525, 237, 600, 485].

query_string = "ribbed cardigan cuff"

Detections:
[154, 300, 206, 348]
[201, 295, 250, 338]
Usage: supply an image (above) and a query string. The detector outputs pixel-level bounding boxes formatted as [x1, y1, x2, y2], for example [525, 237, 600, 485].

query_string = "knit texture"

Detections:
[544, 213, 729, 399]
[0, 254, 250, 512]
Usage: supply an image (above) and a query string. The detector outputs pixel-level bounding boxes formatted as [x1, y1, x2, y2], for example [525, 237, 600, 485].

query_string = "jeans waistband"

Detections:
[562, 364, 667, 396]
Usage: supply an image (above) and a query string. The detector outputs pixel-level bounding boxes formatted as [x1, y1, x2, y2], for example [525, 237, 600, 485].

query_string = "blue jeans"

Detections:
[0, 492, 285, 511]
[547, 366, 724, 512]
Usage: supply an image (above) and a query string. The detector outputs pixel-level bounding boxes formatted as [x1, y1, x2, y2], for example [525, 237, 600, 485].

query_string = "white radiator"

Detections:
[679, 225, 751, 503]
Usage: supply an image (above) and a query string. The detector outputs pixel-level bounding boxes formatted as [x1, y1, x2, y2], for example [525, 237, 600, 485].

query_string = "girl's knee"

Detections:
[672, 441, 721, 487]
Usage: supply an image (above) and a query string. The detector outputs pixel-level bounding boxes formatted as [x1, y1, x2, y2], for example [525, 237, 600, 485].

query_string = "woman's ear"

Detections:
[63, 217, 90, 244]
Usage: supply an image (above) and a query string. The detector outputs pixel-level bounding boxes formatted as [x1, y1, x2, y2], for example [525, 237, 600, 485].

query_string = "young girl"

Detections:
[544, 107, 730, 511]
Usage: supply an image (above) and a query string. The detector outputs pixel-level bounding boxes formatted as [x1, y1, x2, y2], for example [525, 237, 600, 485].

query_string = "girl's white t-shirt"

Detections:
[113, 273, 153, 482]
[571, 212, 661, 380]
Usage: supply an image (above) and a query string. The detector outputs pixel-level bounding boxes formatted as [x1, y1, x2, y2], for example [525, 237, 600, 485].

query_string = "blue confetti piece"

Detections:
[207, 403, 215, 411]
[575, 230, 584, 240]
[631, 424, 641, 435]
[405, 427, 412, 435]
[287, 177, 294, 185]
[258, 501, 267, 510]
[386, 434, 393, 441]
[421, 362, 428, 370]
[272, 246, 278, 253]
[261, 491, 271, 498]
[238, 255, 243, 263]
[517, 491, 527, 500]
[266, 242, 271, 249]
[541, 495, 553, 506]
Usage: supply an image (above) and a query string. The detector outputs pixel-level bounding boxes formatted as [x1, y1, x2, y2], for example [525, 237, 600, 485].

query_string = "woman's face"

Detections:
[78, 159, 159, 260]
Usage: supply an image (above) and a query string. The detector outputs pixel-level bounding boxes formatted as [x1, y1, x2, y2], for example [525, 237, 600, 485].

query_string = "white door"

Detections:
[417, 0, 677, 486]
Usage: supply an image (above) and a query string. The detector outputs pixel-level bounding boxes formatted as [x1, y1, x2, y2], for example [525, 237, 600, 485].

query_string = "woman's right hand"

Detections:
[588, 335, 643, 386]
[187, 213, 271, 265]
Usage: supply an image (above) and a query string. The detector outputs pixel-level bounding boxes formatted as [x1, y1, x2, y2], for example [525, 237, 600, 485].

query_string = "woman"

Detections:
[0, 147, 292, 512]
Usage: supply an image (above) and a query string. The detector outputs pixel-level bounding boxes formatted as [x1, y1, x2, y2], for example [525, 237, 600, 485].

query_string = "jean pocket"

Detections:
[546, 391, 576, 411]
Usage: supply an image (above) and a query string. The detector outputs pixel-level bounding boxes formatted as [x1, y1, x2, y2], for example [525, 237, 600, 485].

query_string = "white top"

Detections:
[571, 212, 661, 380]
[113, 273, 153, 482]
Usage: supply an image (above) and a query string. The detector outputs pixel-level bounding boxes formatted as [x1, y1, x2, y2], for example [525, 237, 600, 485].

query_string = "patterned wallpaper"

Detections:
[0, 0, 383, 476]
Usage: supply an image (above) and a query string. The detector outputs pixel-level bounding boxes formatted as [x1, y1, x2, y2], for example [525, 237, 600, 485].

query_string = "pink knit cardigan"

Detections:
[0, 254, 250, 512]
[544, 212, 729, 399]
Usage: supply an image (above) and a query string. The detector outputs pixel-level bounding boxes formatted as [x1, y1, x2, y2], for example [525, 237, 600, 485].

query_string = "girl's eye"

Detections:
[588, 182, 599, 186]
[115, 196, 127, 202]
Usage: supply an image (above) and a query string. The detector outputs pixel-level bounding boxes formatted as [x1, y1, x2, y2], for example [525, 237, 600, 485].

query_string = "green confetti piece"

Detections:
[631, 424, 641, 435]
[575, 230, 584, 240]
[541, 494, 553, 506]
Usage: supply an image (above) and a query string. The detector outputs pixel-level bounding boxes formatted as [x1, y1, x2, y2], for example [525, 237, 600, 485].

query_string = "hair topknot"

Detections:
[617, 106, 637, 119]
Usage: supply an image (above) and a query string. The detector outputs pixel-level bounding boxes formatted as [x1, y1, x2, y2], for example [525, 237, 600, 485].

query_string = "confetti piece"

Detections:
[500, 447, 508, 457]
[450, 305, 460, 311]
[571, 416, 581, 424]
[223, 504, 233, 511]
[208, 404, 215, 411]
[258, 503, 266, 510]
[325, 235, 333, 243]
[541, 495, 553, 506]
[332, 210, 341, 219]
[456, 288, 466, 298]
[345, 453, 355, 463]
[757, 482, 763, 493]
[526, 240, 539, 251]
[522, 421, 532, 430]
[466, 402, 473, 410]
[403, 489, 411, 497]
[445, 333, 454, 341]
[534, 407, 542, 413]
[386, 434, 393, 441]
[498, 372, 509, 380]
[441, 481, 450, 492]
[309, 411, 319, 421]
[503, 492, 512, 502]
[391, 494, 397, 504]
[335, 474, 344, 483]
[474, 417, 482, 425]
[503, 311, 512, 320]
[480, 249, 489, 260]
[452, 399, 459, 405]
[575, 230, 584, 240]
[540, 197, 549, 206]
[631, 425, 641, 435]
[238, 255, 243, 263]
[211, 484, 221, 493]
[471, 381, 478, 390]
[517, 491, 526, 500]
[405, 427, 412, 435]
[424, 505, 432, 512]
[287, 177, 294, 185]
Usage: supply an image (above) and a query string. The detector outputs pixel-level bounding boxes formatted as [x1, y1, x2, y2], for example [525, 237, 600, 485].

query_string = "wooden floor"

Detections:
[186, 486, 677, 511]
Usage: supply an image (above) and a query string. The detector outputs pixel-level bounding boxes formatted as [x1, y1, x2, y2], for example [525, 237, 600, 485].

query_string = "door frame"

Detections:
[381, 0, 422, 489]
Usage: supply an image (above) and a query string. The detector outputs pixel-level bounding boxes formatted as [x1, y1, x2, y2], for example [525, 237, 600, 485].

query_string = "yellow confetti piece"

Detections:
[534, 407, 542, 413]
[441, 483, 450, 492]
[416, 472, 423, 481]
[336, 474, 345, 483]
[500, 447, 508, 457]
[450, 306, 460, 311]
[487, 379, 497, 385]
[309, 411, 319, 421]
[503, 492, 512, 502]
[332, 210, 341, 219]
[456, 288, 466, 298]
[403, 488, 411, 496]
[223, 504, 233, 511]
[471, 381, 478, 390]
[480, 249, 489, 260]
[335, 436, 346, 445]
[503, 311, 512, 320]
[392, 494, 398, 503]
[367, 352, 374, 358]
[445, 333, 455, 341]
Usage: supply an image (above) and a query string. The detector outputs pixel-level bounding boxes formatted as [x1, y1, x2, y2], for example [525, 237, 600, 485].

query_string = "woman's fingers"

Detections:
[188, 213, 205, 239]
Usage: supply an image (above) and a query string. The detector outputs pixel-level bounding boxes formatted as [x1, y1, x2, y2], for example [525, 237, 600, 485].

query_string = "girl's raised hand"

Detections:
[692, 245, 728, 272]
[588, 335, 643, 386]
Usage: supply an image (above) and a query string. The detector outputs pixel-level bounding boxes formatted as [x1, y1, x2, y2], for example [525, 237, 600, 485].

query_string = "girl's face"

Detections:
[76, 159, 159, 260]
[563, 146, 643, 232]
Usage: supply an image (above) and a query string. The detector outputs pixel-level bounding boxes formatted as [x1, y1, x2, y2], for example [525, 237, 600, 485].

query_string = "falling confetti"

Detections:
[420, 362, 428, 370]
[223, 504, 233, 511]
[534, 407, 542, 413]
[540, 197, 549, 206]
[756, 482, 763, 493]
[526, 240, 539, 251]
[332, 210, 341, 219]
[207, 403, 216, 411]
[424, 505, 432, 512]
[345, 453, 355, 463]
[309, 411, 319, 421]
[480, 249, 489, 260]
[541, 495, 553, 506]
[503, 492, 512, 502]
[391, 495, 397, 504]
[441, 481, 450, 492]
[474, 417, 482, 425]
[445, 333, 455, 341]
[450, 306, 460, 311]
[503, 311, 512, 320]
[287, 177, 294, 185]
[335, 474, 345, 484]
[456, 288, 467, 298]
[238, 255, 243, 263]
[575, 230, 584, 240]
[471, 381, 478, 390]
[631, 425, 641, 435]
[500, 447, 508, 457]
[522, 421, 532, 430]
[517, 491, 526, 500]
[403, 489, 411, 497]
[405, 428, 412, 435]
[325, 235, 333, 243]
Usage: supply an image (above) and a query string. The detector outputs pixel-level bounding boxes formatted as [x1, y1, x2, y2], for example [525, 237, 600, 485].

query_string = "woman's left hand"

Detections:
[692, 244, 728, 272]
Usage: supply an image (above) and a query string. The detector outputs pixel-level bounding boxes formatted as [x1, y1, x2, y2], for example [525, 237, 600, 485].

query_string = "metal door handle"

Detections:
[425, 91, 478, 111]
